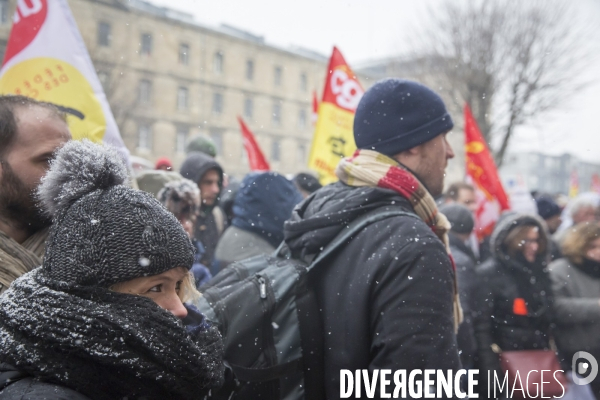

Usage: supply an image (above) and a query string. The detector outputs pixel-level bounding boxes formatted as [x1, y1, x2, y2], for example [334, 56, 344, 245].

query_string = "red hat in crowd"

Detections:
[155, 157, 172, 171]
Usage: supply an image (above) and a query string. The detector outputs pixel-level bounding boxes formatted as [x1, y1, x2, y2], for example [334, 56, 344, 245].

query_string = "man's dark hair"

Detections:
[0, 95, 66, 156]
[444, 181, 475, 201]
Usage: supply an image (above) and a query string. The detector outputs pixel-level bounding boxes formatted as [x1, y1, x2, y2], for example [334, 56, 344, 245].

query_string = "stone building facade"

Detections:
[0, 0, 335, 177]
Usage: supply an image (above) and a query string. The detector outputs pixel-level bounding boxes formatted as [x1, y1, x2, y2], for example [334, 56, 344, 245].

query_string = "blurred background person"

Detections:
[550, 221, 600, 399]
[158, 179, 212, 288]
[440, 203, 478, 370]
[185, 135, 217, 158]
[535, 194, 563, 261]
[214, 172, 302, 270]
[293, 172, 322, 199]
[443, 181, 478, 214]
[555, 193, 600, 242]
[474, 214, 555, 398]
[180, 152, 225, 272]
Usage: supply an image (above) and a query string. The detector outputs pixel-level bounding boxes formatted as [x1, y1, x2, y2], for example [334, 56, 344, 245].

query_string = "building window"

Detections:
[210, 131, 223, 156]
[246, 59, 254, 81]
[244, 96, 253, 118]
[140, 33, 152, 56]
[298, 108, 307, 129]
[212, 93, 223, 115]
[297, 143, 306, 164]
[300, 73, 307, 91]
[137, 125, 152, 151]
[272, 139, 281, 162]
[177, 86, 189, 111]
[138, 79, 152, 105]
[272, 100, 282, 126]
[0, 0, 9, 24]
[97, 22, 111, 47]
[179, 43, 189, 65]
[274, 66, 282, 86]
[214, 51, 223, 74]
[176, 127, 188, 153]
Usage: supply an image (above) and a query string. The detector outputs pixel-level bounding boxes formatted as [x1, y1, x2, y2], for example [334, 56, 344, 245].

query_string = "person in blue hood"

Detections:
[214, 171, 302, 270]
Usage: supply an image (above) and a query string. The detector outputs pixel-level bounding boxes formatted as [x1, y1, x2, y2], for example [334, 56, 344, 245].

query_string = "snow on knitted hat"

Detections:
[37, 140, 194, 288]
[354, 78, 453, 156]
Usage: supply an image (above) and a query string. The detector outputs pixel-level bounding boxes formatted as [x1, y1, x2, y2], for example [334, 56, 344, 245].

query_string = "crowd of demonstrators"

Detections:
[551, 221, 600, 397]
[0, 141, 223, 399]
[0, 96, 71, 294]
[3, 81, 600, 400]
[214, 172, 302, 271]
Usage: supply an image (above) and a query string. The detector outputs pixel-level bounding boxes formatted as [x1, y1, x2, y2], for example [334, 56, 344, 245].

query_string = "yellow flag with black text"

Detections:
[308, 47, 363, 185]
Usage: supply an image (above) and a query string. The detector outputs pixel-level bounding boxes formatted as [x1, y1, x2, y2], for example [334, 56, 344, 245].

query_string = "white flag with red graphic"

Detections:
[0, 0, 129, 162]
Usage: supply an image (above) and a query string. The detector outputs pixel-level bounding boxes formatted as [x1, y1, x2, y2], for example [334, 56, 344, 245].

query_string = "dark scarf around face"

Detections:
[0, 268, 224, 400]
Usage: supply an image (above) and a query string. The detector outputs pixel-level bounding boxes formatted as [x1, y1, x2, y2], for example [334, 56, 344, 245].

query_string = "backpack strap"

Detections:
[307, 208, 418, 272]
[297, 207, 418, 399]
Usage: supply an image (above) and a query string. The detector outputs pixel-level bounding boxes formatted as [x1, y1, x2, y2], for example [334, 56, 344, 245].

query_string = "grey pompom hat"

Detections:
[37, 140, 194, 288]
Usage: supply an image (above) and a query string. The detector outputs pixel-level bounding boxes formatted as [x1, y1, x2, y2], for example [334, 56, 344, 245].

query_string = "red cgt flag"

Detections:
[237, 116, 270, 171]
[464, 104, 510, 239]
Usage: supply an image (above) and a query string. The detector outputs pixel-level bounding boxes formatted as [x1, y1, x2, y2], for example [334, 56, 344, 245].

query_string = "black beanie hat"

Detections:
[37, 140, 195, 288]
[535, 195, 562, 220]
[354, 78, 454, 156]
[439, 203, 475, 235]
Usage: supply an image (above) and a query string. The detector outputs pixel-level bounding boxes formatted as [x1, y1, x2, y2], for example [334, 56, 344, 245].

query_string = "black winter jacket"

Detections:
[0, 364, 90, 399]
[473, 214, 555, 395]
[284, 182, 461, 399]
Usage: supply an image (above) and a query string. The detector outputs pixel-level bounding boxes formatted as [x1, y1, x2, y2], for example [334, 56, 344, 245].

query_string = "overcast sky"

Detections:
[148, 0, 600, 164]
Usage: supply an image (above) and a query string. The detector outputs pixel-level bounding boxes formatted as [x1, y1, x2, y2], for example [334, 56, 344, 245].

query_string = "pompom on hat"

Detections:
[37, 140, 194, 288]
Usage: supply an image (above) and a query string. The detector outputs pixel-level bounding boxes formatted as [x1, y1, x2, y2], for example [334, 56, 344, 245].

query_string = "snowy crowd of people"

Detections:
[0, 79, 599, 399]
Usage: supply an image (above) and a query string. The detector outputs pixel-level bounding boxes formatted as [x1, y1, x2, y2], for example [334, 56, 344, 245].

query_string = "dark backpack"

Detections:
[194, 209, 416, 399]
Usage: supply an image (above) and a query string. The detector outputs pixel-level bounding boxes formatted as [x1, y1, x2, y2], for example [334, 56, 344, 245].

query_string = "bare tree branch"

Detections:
[405, 0, 593, 167]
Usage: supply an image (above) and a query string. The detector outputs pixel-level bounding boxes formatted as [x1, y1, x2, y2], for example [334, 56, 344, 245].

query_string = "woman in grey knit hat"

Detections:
[0, 140, 224, 399]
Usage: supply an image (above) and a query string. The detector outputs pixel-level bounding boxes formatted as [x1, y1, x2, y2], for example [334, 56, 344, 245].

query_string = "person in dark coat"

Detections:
[180, 152, 225, 270]
[535, 194, 563, 261]
[550, 221, 600, 398]
[214, 172, 302, 270]
[474, 213, 555, 398]
[440, 203, 479, 369]
[0, 141, 224, 399]
[284, 79, 461, 398]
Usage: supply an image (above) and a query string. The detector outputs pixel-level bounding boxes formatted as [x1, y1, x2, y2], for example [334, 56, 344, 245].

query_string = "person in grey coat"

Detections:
[550, 221, 600, 398]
